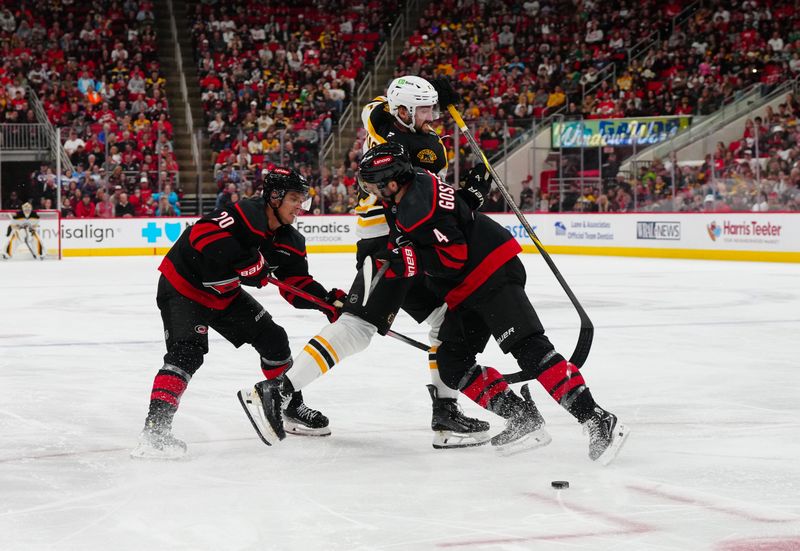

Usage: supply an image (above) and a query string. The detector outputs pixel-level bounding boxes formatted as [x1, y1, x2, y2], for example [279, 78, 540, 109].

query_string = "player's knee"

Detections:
[436, 341, 477, 390]
[509, 333, 564, 379]
[165, 341, 205, 376]
[252, 321, 291, 366]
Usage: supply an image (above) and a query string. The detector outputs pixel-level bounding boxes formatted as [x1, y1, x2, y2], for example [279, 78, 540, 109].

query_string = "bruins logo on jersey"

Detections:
[417, 149, 438, 164]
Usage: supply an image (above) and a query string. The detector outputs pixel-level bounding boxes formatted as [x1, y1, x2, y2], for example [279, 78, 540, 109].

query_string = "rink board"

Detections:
[45, 213, 800, 262]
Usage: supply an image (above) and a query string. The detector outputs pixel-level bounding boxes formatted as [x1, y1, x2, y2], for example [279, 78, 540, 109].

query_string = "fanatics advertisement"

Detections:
[45, 213, 800, 262]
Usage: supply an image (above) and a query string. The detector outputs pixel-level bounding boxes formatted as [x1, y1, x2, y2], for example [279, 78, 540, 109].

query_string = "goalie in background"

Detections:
[2, 202, 45, 260]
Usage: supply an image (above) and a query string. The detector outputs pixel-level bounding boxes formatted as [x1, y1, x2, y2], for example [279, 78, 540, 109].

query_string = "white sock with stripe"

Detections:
[423, 304, 460, 400]
[285, 313, 378, 390]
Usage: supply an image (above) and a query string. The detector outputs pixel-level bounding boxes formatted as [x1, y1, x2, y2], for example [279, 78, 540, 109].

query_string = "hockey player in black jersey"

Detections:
[2, 202, 45, 260]
[350, 143, 630, 461]
[240, 76, 491, 450]
[132, 167, 346, 459]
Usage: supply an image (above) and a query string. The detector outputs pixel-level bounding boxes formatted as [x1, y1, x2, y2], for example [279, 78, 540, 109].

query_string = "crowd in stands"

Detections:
[396, 0, 798, 125]
[0, 0, 181, 213]
[2, 1, 799, 216]
[190, 0, 398, 212]
[533, 93, 800, 212]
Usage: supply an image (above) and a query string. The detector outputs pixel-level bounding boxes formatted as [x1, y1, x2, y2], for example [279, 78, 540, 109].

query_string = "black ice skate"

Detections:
[237, 378, 291, 446]
[491, 385, 552, 456]
[427, 385, 491, 449]
[130, 422, 187, 460]
[583, 406, 630, 466]
[283, 391, 331, 437]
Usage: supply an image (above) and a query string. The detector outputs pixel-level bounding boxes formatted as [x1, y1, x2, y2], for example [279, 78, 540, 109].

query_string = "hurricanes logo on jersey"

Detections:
[417, 149, 437, 164]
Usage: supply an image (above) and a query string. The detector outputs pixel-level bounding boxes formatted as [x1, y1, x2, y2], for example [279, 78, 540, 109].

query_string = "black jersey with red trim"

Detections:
[385, 169, 522, 310]
[158, 197, 328, 311]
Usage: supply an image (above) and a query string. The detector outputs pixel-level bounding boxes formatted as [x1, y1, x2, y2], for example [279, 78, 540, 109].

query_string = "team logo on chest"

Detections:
[417, 149, 437, 163]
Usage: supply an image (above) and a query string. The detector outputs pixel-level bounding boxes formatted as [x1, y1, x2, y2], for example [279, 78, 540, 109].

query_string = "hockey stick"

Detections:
[445, 105, 593, 380]
[265, 276, 430, 352]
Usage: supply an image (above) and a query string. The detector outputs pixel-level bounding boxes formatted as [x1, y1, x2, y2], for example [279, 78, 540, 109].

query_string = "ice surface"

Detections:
[1, 254, 799, 550]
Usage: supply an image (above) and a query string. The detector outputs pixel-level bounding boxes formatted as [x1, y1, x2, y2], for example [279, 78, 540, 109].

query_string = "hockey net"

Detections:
[0, 209, 62, 260]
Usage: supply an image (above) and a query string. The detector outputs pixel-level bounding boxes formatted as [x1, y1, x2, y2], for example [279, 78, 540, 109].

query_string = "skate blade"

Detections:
[432, 430, 492, 449]
[494, 428, 553, 457]
[284, 418, 332, 437]
[597, 423, 630, 466]
[237, 389, 283, 446]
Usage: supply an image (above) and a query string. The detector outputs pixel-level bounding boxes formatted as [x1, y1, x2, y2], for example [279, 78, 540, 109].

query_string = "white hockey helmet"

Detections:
[386, 76, 439, 132]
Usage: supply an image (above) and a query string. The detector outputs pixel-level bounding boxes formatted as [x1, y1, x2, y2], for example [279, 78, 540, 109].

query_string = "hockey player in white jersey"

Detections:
[2, 202, 45, 260]
[239, 76, 493, 449]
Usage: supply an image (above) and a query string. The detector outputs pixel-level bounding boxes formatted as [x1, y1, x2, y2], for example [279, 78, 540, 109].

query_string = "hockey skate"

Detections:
[427, 385, 491, 449]
[237, 378, 290, 446]
[492, 385, 552, 456]
[130, 423, 187, 460]
[583, 406, 630, 466]
[283, 391, 331, 436]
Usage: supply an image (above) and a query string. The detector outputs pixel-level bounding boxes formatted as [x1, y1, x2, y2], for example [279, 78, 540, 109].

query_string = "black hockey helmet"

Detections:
[263, 166, 310, 201]
[358, 142, 415, 192]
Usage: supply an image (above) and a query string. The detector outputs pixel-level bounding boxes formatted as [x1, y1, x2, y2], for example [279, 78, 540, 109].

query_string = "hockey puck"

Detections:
[551, 481, 569, 489]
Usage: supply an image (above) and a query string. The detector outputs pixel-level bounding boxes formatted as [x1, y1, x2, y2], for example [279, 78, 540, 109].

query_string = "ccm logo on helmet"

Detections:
[372, 156, 393, 166]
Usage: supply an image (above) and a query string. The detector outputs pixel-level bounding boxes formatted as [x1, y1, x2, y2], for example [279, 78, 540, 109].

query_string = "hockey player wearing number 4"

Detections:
[238, 75, 492, 450]
[356, 144, 630, 462]
[131, 168, 346, 460]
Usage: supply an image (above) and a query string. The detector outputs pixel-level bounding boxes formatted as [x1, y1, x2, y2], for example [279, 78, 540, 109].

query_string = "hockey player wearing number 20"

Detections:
[131, 167, 346, 460]
[354, 144, 630, 462]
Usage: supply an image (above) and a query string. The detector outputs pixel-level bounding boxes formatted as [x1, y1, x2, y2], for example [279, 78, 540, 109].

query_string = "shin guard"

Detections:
[537, 359, 597, 423]
[459, 365, 515, 417]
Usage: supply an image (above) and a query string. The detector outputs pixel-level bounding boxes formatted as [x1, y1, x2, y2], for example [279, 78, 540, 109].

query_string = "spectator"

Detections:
[74, 194, 96, 218]
[155, 195, 177, 216]
[95, 189, 115, 218]
[518, 176, 535, 211]
[115, 193, 136, 218]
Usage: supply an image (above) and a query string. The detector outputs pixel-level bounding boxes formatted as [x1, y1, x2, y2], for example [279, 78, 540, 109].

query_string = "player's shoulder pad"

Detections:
[271, 224, 308, 258]
[363, 97, 392, 137]
[231, 197, 268, 237]
[396, 169, 444, 233]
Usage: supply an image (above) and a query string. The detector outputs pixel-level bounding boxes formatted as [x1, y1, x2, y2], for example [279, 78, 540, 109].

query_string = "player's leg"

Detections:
[436, 308, 551, 455]
[283, 262, 412, 390]
[238, 262, 415, 446]
[29, 229, 45, 259]
[217, 292, 331, 437]
[2, 227, 17, 259]
[413, 300, 491, 448]
[486, 278, 629, 464]
[132, 277, 208, 459]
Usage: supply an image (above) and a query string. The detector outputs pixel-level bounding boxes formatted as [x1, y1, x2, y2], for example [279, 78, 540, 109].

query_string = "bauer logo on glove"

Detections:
[376, 245, 418, 279]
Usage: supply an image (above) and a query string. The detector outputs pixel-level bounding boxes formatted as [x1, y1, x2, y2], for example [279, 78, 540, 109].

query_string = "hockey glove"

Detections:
[430, 77, 461, 107]
[375, 245, 418, 279]
[234, 251, 274, 288]
[323, 288, 347, 322]
[458, 163, 492, 210]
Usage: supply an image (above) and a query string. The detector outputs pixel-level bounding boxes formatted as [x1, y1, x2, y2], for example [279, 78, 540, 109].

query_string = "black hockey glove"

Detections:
[323, 288, 347, 322]
[375, 245, 418, 279]
[458, 163, 493, 210]
[234, 251, 274, 288]
[430, 77, 461, 107]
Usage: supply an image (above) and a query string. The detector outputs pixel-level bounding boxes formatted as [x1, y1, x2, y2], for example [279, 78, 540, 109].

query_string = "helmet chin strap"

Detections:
[268, 194, 289, 226]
